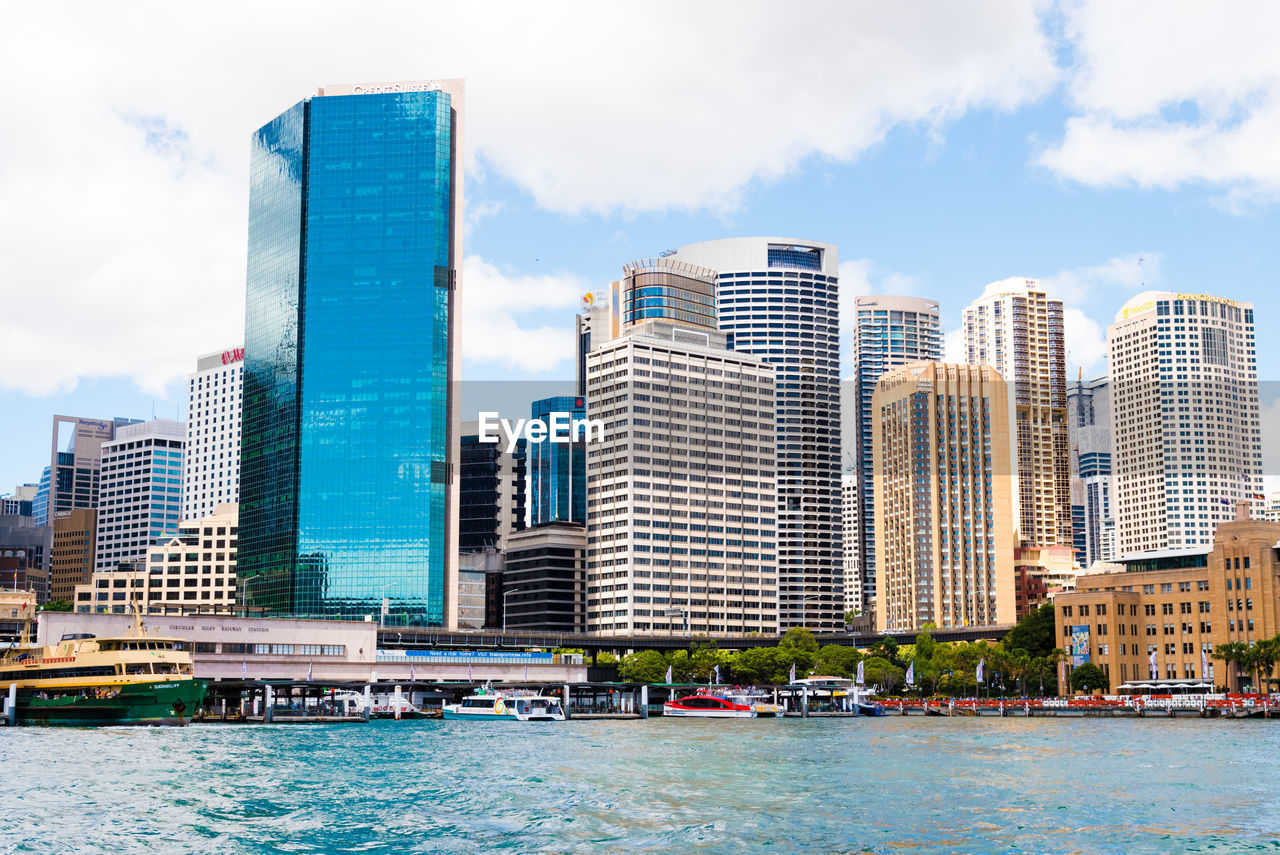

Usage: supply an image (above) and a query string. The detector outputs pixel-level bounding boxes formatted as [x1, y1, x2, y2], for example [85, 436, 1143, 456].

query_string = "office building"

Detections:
[49, 508, 97, 603]
[873, 362, 1017, 632]
[841, 476, 860, 618]
[457, 550, 504, 629]
[671, 238, 843, 631]
[503, 522, 587, 632]
[95, 419, 186, 572]
[963, 278, 1071, 549]
[239, 80, 464, 626]
[184, 347, 243, 520]
[1107, 292, 1260, 557]
[849, 295, 942, 619]
[1068, 376, 1114, 566]
[459, 422, 526, 552]
[2, 485, 36, 517]
[32, 416, 139, 527]
[75, 504, 238, 615]
[0, 514, 49, 599]
[1054, 502, 1278, 694]
[585, 257, 778, 636]
[527, 396, 587, 526]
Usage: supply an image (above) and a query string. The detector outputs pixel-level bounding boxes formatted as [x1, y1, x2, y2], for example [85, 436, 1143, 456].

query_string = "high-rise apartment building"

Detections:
[1068, 376, 1114, 567]
[840, 476, 860, 617]
[528, 396, 587, 526]
[184, 347, 243, 520]
[873, 362, 1016, 632]
[49, 508, 97, 602]
[239, 80, 463, 627]
[1107, 292, 1260, 557]
[963, 278, 1070, 549]
[850, 295, 942, 619]
[671, 238, 843, 631]
[95, 419, 186, 572]
[585, 257, 778, 636]
[459, 422, 526, 552]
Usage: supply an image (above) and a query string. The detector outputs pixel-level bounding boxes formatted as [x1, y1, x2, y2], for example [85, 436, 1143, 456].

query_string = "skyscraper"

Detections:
[840, 475, 860, 618]
[95, 419, 186, 573]
[849, 295, 942, 620]
[963, 278, 1071, 550]
[872, 362, 1016, 632]
[585, 257, 778, 636]
[1107, 292, 1260, 557]
[183, 347, 243, 520]
[459, 422, 526, 552]
[239, 80, 463, 627]
[671, 238, 843, 631]
[528, 396, 587, 526]
[34, 416, 135, 527]
[1067, 376, 1114, 566]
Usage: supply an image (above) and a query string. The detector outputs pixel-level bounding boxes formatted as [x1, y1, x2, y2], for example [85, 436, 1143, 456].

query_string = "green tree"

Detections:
[1002, 603, 1056, 659]
[1213, 641, 1249, 691]
[1071, 662, 1108, 693]
[40, 599, 73, 613]
[779, 627, 819, 654]
[620, 650, 669, 683]
[812, 644, 860, 679]
[867, 636, 901, 667]
[862, 657, 905, 693]
[843, 608, 861, 624]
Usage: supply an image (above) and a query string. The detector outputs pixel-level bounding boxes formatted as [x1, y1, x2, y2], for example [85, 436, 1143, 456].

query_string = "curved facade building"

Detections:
[672, 238, 843, 630]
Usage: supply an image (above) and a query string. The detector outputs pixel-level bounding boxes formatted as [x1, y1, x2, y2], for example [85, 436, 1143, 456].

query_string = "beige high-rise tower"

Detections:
[963, 278, 1070, 549]
[872, 362, 1016, 632]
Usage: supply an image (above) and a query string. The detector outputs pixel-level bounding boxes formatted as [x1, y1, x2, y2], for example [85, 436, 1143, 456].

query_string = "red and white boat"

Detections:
[663, 689, 758, 718]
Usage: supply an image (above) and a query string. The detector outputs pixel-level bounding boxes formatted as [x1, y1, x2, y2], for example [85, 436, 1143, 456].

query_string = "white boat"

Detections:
[723, 690, 785, 718]
[332, 690, 424, 719]
[664, 688, 782, 718]
[443, 691, 565, 722]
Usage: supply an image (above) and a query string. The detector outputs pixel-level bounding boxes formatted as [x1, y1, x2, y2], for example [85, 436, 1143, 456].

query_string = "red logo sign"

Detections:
[221, 347, 245, 366]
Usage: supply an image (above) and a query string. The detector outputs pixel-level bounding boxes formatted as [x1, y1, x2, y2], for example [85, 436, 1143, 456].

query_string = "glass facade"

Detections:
[528, 396, 587, 526]
[240, 88, 456, 625]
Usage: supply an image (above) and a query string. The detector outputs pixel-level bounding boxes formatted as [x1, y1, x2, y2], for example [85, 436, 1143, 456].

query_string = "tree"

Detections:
[844, 608, 862, 624]
[812, 644, 860, 679]
[620, 650, 669, 683]
[867, 637, 901, 667]
[41, 599, 73, 612]
[1213, 642, 1249, 691]
[779, 627, 819, 654]
[1002, 603, 1056, 659]
[1071, 663, 1108, 694]
[861, 657, 905, 693]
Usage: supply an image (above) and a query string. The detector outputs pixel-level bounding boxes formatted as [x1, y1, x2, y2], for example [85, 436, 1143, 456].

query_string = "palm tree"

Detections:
[1213, 642, 1249, 692]
[1254, 636, 1280, 694]
[1050, 647, 1069, 695]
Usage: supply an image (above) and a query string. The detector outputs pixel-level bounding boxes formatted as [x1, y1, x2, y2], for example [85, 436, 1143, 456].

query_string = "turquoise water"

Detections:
[2, 717, 1278, 853]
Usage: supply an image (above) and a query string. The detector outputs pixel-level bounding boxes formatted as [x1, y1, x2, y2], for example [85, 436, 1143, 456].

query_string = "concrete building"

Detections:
[1054, 502, 1279, 694]
[849, 295, 943, 621]
[457, 550, 504, 629]
[95, 419, 186, 572]
[841, 476, 861, 618]
[77, 504, 237, 615]
[672, 238, 843, 631]
[0, 514, 49, 600]
[32, 415, 135, 527]
[184, 347, 243, 520]
[459, 422, 526, 552]
[1107, 292, 1260, 558]
[586, 256, 778, 636]
[873, 362, 1017, 632]
[963, 278, 1071, 550]
[1068, 376, 1114, 567]
[49, 508, 97, 603]
[1262, 492, 1280, 522]
[239, 80, 464, 627]
[504, 522, 587, 632]
[2, 484, 37, 517]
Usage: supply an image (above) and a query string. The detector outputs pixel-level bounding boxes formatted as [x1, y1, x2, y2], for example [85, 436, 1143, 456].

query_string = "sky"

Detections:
[2, 1, 1279, 492]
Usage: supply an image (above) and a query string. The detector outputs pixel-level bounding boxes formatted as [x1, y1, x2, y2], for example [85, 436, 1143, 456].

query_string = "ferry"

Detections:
[443, 690, 565, 722]
[664, 689, 775, 718]
[1, 610, 206, 727]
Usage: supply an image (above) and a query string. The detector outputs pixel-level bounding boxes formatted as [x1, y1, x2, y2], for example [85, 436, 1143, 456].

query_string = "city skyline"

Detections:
[4, 5, 1280, 494]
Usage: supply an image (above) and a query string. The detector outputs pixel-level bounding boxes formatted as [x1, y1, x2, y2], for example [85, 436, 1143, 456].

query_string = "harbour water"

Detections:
[3, 717, 1278, 854]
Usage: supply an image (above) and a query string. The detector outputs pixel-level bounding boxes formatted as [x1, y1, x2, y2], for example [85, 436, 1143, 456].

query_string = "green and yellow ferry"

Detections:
[1, 611, 206, 727]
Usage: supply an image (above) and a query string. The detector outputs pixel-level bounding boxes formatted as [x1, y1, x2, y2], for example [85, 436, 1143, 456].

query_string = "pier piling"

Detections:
[640, 685, 649, 719]
[4, 683, 14, 726]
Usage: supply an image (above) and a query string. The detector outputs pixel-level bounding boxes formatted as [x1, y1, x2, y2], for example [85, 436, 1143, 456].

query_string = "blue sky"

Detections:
[2, 2, 1279, 493]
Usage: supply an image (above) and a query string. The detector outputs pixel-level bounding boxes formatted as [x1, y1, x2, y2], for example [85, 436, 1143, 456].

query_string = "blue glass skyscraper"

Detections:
[528, 396, 587, 526]
[239, 81, 463, 627]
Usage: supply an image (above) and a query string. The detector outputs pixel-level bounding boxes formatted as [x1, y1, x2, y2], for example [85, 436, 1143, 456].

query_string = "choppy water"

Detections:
[2, 716, 1279, 854]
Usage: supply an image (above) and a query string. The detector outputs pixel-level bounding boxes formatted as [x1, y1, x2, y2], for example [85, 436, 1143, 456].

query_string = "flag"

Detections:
[523, 665, 528, 682]
[905, 663, 915, 687]
[665, 665, 673, 684]
[306, 661, 313, 682]
[713, 665, 720, 684]
[1201, 648, 1209, 681]
[1218, 497, 1230, 504]
[976, 658, 985, 683]
[789, 662, 796, 684]
[1149, 649, 1157, 680]
[467, 663, 473, 682]
[1253, 493, 1266, 501]
[856, 659, 865, 686]
[242, 659, 247, 679]
[410, 663, 415, 682]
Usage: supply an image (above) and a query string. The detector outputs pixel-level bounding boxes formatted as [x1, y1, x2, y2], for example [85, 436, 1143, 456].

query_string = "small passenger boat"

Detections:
[443, 690, 565, 721]
[857, 701, 887, 716]
[663, 689, 757, 718]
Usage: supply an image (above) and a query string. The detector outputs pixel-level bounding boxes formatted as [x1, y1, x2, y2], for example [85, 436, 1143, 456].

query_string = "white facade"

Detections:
[963, 277, 1071, 549]
[841, 476, 861, 616]
[184, 347, 243, 520]
[1107, 292, 1260, 557]
[671, 237, 844, 631]
[585, 320, 778, 637]
[1068, 376, 1115, 566]
[95, 419, 186, 572]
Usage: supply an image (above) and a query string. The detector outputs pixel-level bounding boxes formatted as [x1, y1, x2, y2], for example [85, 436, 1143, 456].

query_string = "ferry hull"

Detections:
[15, 679, 208, 727]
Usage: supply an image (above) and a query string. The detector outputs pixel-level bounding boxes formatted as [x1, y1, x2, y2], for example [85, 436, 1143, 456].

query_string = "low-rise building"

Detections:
[504, 522, 587, 632]
[1054, 502, 1280, 693]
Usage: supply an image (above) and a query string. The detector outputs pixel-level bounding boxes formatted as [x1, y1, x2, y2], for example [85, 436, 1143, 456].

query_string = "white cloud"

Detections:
[1041, 1, 1280, 200]
[0, 2, 1059, 395]
[460, 256, 587, 375]
[943, 328, 965, 363]
[836, 258, 925, 336]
